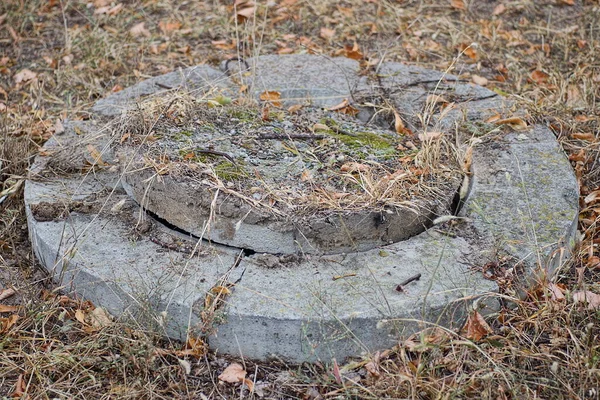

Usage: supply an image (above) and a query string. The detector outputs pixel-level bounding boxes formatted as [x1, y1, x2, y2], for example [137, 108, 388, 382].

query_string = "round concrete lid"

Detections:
[114, 55, 472, 255]
[25, 55, 579, 362]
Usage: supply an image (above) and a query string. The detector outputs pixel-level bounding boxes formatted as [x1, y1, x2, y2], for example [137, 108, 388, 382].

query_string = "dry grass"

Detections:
[1, 0, 600, 398]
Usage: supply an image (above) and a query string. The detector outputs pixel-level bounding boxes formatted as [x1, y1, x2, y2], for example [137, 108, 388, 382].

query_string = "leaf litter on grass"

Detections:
[0, 0, 600, 398]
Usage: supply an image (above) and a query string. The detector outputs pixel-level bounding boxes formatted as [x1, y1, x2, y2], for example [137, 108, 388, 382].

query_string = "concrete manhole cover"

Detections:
[25, 55, 578, 362]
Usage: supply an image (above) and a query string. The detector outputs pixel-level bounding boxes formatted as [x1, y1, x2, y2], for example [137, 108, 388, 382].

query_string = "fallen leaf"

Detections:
[130, 22, 151, 37]
[259, 90, 282, 107]
[11, 374, 26, 398]
[584, 189, 600, 204]
[365, 361, 381, 378]
[492, 4, 506, 15]
[472, 75, 488, 86]
[218, 363, 246, 383]
[87, 144, 107, 167]
[159, 20, 182, 34]
[530, 70, 549, 85]
[14, 69, 37, 86]
[328, 99, 359, 116]
[573, 291, 600, 310]
[287, 104, 303, 113]
[177, 335, 207, 357]
[107, 3, 123, 16]
[393, 110, 411, 135]
[0, 305, 18, 313]
[451, 0, 466, 10]
[0, 314, 19, 333]
[462, 311, 492, 341]
[0, 287, 16, 301]
[75, 309, 86, 325]
[494, 117, 528, 131]
[89, 307, 113, 328]
[340, 162, 369, 173]
[235, 0, 255, 22]
[547, 283, 565, 301]
[320, 27, 335, 40]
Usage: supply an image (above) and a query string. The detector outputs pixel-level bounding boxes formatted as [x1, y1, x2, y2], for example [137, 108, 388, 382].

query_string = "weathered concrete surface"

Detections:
[25, 55, 579, 362]
[92, 65, 234, 117]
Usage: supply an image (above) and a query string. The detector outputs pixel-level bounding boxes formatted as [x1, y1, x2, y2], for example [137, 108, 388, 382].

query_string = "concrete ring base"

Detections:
[25, 55, 579, 362]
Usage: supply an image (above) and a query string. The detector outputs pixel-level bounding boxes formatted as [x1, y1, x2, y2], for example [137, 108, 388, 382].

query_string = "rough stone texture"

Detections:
[92, 65, 234, 117]
[25, 55, 579, 362]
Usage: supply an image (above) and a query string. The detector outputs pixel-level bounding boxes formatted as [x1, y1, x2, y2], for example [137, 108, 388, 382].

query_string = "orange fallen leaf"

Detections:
[451, 0, 466, 10]
[393, 110, 411, 135]
[218, 362, 246, 383]
[0, 287, 16, 301]
[328, 99, 359, 116]
[259, 91, 282, 107]
[426, 94, 448, 106]
[530, 70, 549, 85]
[159, 20, 182, 34]
[0, 305, 18, 313]
[0, 314, 19, 333]
[462, 310, 492, 341]
[494, 116, 528, 131]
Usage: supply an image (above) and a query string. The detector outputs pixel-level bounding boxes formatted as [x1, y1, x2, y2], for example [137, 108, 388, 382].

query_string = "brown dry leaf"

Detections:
[14, 69, 37, 86]
[218, 362, 247, 383]
[328, 99, 359, 116]
[287, 104, 303, 113]
[418, 131, 442, 141]
[242, 378, 254, 392]
[87, 144, 107, 167]
[0, 287, 16, 301]
[235, 0, 255, 22]
[11, 374, 26, 398]
[450, 0, 466, 10]
[365, 361, 381, 378]
[566, 84, 585, 108]
[0, 314, 18, 333]
[493, 4, 506, 15]
[130, 22, 151, 37]
[340, 162, 369, 173]
[463, 146, 473, 173]
[462, 311, 492, 341]
[320, 27, 335, 40]
[573, 291, 600, 310]
[494, 117, 528, 131]
[584, 190, 600, 204]
[75, 309, 86, 325]
[547, 283, 565, 301]
[558, 0, 575, 5]
[94, 0, 111, 6]
[530, 70, 549, 84]
[211, 39, 235, 50]
[472, 75, 488, 86]
[177, 335, 207, 357]
[89, 307, 113, 328]
[259, 90, 282, 107]
[393, 110, 411, 135]
[337, 42, 363, 60]
[571, 132, 595, 142]
[159, 20, 182, 34]
[0, 305, 18, 313]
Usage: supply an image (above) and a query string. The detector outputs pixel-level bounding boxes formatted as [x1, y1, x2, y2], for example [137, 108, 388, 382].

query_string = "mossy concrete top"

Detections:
[25, 55, 578, 362]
